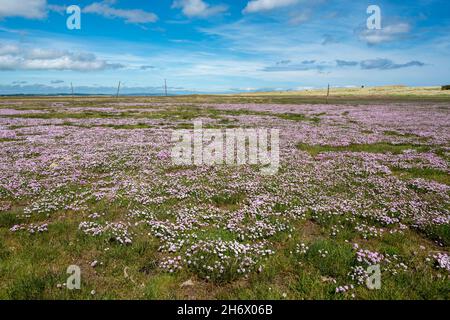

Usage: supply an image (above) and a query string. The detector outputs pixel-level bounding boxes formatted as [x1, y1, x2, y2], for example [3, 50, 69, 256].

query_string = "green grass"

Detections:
[383, 130, 424, 139]
[0, 138, 19, 143]
[211, 192, 246, 210]
[144, 274, 179, 299]
[0, 96, 448, 300]
[276, 113, 321, 122]
[6, 272, 57, 300]
[0, 212, 22, 228]
[392, 167, 449, 185]
[1, 106, 322, 123]
[3, 86, 450, 105]
[423, 224, 450, 246]
[302, 239, 355, 279]
[297, 142, 431, 156]
[0, 238, 10, 259]
[291, 267, 335, 299]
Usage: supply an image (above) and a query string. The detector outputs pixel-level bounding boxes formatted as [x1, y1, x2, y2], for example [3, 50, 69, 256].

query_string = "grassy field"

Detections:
[0, 90, 449, 300]
[3, 86, 450, 105]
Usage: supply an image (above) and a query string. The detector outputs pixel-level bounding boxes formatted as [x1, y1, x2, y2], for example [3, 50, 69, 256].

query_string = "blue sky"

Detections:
[0, 0, 449, 94]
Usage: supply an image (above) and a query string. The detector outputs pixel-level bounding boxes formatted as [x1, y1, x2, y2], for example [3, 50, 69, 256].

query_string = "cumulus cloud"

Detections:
[276, 60, 291, 65]
[322, 34, 339, 45]
[47, 4, 67, 15]
[140, 65, 156, 70]
[84, 1, 158, 24]
[0, 44, 20, 55]
[243, 0, 299, 13]
[0, 44, 124, 71]
[360, 58, 425, 70]
[0, 0, 47, 19]
[263, 58, 425, 72]
[336, 60, 358, 67]
[172, 0, 227, 18]
[335, 58, 425, 70]
[264, 60, 327, 72]
[289, 11, 310, 25]
[0, 0, 159, 24]
[359, 23, 410, 45]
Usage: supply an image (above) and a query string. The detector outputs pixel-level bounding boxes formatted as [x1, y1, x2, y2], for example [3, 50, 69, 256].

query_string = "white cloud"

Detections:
[0, 0, 47, 19]
[0, 43, 124, 71]
[243, 0, 299, 13]
[263, 57, 426, 72]
[359, 23, 410, 45]
[172, 0, 227, 18]
[289, 11, 310, 25]
[360, 58, 425, 70]
[84, 1, 158, 24]
[47, 4, 66, 15]
[0, 43, 20, 55]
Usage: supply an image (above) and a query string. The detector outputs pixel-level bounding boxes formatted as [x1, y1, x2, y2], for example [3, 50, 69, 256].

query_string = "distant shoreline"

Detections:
[1, 85, 449, 98]
[1, 86, 449, 105]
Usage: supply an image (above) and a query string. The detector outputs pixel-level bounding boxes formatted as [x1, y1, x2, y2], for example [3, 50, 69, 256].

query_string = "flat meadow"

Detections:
[0, 89, 449, 299]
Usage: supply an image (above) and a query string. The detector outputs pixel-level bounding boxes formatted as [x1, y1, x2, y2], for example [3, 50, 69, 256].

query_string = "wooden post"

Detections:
[326, 84, 330, 104]
[71, 82, 74, 101]
[164, 79, 168, 97]
[116, 81, 121, 98]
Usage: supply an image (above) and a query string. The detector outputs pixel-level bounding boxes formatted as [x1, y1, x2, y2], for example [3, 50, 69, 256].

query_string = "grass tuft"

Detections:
[297, 142, 431, 156]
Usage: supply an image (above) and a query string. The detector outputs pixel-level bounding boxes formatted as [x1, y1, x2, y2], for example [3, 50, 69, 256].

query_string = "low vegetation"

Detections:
[0, 95, 448, 300]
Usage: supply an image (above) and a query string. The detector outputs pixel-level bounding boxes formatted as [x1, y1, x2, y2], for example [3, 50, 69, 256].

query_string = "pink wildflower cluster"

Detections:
[433, 253, 450, 272]
[10, 223, 48, 234]
[356, 249, 384, 265]
[78, 221, 133, 245]
[170, 240, 275, 282]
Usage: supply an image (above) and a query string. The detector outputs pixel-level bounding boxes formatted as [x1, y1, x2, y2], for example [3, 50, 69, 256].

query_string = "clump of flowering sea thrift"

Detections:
[24, 189, 93, 216]
[383, 254, 408, 275]
[351, 246, 409, 280]
[159, 256, 183, 273]
[355, 223, 384, 239]
[348, 266, 370, 285]
[10, 223, 48, 234]
[356, 249, 384, 265]
[295, 243, 309, 255]
[318, 249, 329, 258]
[433, 253, 450, 272]
[410, 179, 450, 195]
[0, 201, 11, 211]
[88, 212, 104, 219]
[79, 221, 133, 245]
[227, 219, 290, 241]
[335, 284, 354, 294]
[160, 240, 274, 282]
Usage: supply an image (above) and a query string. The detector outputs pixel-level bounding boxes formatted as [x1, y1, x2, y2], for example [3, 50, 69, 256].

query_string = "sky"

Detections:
[0, 0, 449, 94]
